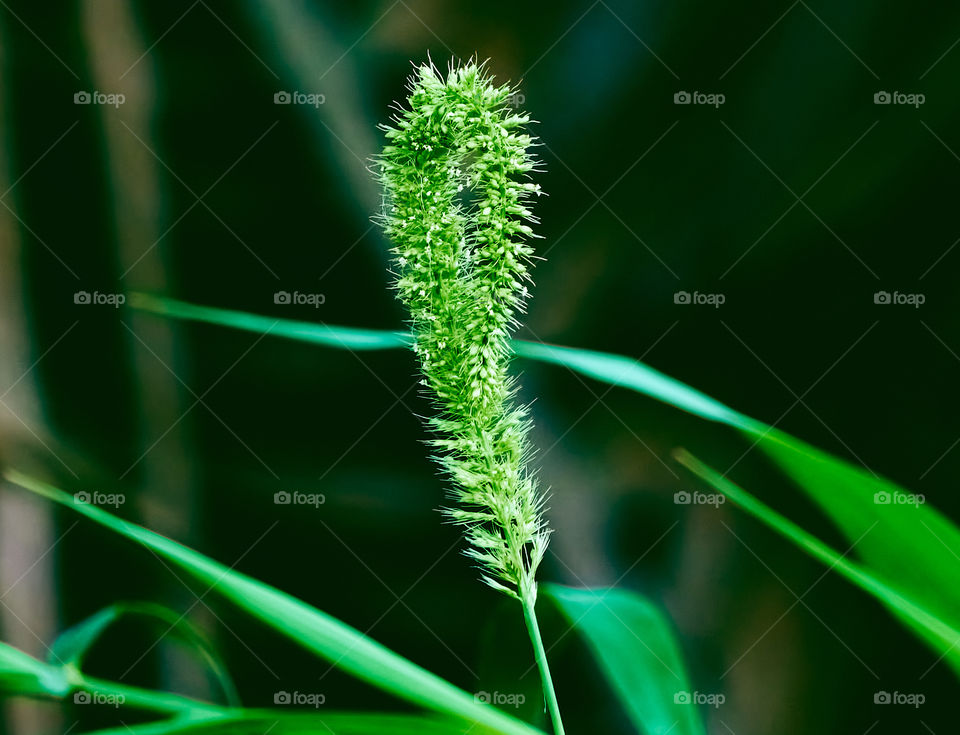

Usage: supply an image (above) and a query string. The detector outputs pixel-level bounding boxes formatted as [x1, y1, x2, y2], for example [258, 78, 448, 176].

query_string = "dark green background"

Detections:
[0, 1, 957, 733]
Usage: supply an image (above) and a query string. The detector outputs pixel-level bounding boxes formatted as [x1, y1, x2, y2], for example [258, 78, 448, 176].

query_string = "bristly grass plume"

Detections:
[374, 60, 548, 602]
[376, 61, 564, 733]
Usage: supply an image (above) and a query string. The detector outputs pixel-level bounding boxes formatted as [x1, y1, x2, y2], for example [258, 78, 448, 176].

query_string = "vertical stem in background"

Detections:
[82, 0, 209, 701]
[522, 593, 565, 735]
[0, 10, 62, 735]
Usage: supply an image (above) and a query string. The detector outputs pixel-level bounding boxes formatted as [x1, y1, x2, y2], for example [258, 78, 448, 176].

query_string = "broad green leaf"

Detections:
[50, 602, 240, 706]
[675, 450, 960, 674]
[542, 585, 705, 735]
[3, 470, 543, 735]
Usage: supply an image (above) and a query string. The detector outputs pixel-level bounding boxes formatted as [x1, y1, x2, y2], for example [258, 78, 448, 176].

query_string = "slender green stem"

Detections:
[521, 593, 564, 735]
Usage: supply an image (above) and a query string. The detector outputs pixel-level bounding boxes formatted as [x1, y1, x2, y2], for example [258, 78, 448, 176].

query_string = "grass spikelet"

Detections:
[374, 59, 548, 601]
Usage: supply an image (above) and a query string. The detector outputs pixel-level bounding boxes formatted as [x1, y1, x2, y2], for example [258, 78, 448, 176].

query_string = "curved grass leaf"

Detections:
[510, 341, 745, 427]
[1, 641, 505, 734]
[0, 640, 218, 714]
[0, 640, 70, 698]
[129, 293, 411, 351]
[674, 449, 960, 675]
[521, 344, 960, 676]
[82, 711, 507, 735]
[126, 294, 960, 671]
[127, 294, 746, 425]
[50, 602, 240, 706]
[3, 470, 544, 735]
[542, 585, 704, 735]
[747, 429, 960, 634]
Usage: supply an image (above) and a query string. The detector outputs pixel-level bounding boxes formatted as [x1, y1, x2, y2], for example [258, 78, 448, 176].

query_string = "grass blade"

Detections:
[50, 602, 240, 706]
[3, 470, 544, 735]
[0, 640, 70, 699]
[542, 585, 705, 735]
[0, 640, 218, 714]
[128, 294, 960, 673]
[81, 711, 508, 735]
[129, 293, 411, 351]
[674, 449, 960, 674]
[1, 640, 507, 733]
[744, 429, 960, 642]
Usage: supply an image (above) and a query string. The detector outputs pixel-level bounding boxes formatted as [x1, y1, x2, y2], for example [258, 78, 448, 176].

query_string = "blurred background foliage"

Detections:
[0, 1, 958, 733]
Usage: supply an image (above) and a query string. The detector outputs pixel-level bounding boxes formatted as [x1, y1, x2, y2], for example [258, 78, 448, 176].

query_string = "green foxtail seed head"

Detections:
[375, 60, 548, 601]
